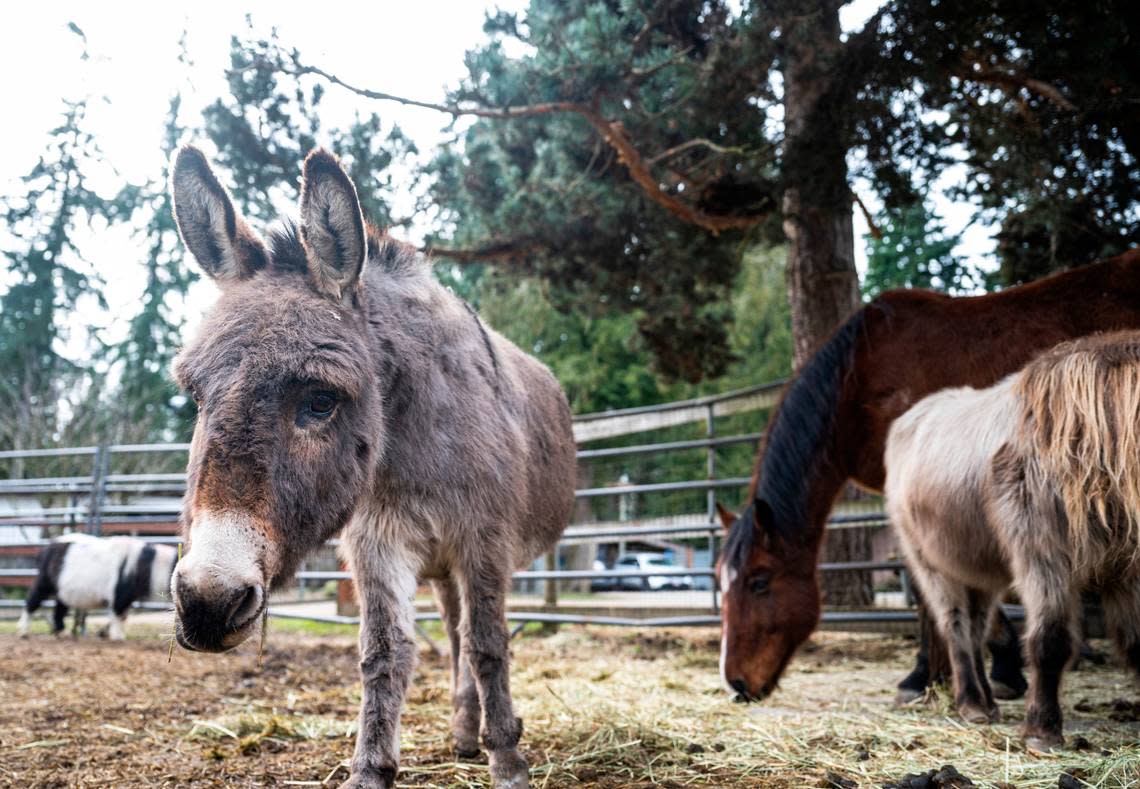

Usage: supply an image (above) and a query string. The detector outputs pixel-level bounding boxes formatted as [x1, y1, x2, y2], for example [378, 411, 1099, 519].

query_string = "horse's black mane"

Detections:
[724, 307, 867, 569]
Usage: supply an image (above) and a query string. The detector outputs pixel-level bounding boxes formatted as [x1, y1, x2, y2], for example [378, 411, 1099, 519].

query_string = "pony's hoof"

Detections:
[894, 687, 925, 707]
[1024, 732, 1064, 753]
[990, 678, 1026, 700]
[489, 749, 529, 789]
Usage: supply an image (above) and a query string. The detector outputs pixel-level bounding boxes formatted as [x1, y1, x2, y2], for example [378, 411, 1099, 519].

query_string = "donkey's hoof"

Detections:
[894, 687, 925, 707]
[338, 766, 396, 789]
[1024, 732, 1064, 753]
[489, 749, 529, 789]
[990, 679, 1026, 700]
[454, 742, 481, 760]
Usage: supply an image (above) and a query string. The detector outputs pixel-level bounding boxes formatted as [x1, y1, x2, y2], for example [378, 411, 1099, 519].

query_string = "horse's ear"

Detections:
[752, 498, 783, 553]
[171, 145, 268, 284]
[715, 502, 737, 532]
[299, 148, 367, 303]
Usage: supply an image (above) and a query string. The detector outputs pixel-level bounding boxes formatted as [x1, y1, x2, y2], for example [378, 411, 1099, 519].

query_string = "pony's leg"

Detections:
[341, 548, 418, 789]
[1102, 583, 1140, 680]
[908, 560, 993, 723]
[72, 609, 88, 638]
[432, 576, 481, 758]
[457, 559, 528, 789]
[107, 609, 127, 641]
[1017, 568, 1078, 751]
[966, 589, 1000, 720]
[19, 573, 53, 638]
[986, 607, 1027, 700]
[51, 602, 69, 636]
[895, 585, 932, 705]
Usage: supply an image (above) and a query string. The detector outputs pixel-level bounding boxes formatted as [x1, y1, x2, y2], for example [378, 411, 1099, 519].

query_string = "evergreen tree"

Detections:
[0, 91, 121, 459]
[862, 203, 983, 298]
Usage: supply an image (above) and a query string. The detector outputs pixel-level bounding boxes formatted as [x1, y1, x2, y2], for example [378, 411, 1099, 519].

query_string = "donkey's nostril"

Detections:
[226, 584, 263, 630]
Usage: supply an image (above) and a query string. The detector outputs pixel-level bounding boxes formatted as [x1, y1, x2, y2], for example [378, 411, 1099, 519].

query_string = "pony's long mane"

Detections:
[724, 307, 867, 568]
[1018, 331, 1140, 566]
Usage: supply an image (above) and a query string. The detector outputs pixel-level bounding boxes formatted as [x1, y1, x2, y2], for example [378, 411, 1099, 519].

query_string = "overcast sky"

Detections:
[0, 0, 993, 355]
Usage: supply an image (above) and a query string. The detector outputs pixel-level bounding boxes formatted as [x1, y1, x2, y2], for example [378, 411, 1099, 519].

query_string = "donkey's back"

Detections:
[360, 243, 576, 570]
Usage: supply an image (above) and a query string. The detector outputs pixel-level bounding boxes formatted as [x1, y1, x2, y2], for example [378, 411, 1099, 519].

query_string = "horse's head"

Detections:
[168, 146, 382, 652]
[715, 500, 819, 701]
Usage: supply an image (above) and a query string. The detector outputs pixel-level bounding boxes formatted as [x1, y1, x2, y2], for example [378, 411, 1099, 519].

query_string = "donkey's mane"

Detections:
[267, 220, 424, 277]
[724, 308, 867, 569]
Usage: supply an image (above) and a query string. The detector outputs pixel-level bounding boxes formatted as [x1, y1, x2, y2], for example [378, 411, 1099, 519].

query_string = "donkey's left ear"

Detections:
[299, 149, 367, 303]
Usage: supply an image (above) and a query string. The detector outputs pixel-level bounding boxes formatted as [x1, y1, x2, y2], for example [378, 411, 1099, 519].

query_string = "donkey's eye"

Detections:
[748, 574, 771, 595]
[304, 391, 339, 420]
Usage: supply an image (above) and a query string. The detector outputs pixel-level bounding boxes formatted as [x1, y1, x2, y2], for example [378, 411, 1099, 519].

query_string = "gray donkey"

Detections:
[167, 145, 577, 789]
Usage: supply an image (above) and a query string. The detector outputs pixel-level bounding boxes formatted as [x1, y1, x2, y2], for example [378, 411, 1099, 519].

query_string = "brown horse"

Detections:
[717, 247, 1140, 703]
[886, 331, 1140, 750]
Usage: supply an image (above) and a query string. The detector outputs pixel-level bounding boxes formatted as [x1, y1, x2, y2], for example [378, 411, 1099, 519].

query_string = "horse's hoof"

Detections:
[894, 687, 925, 707]
[990, 679, 1024, 700]
[489, 749, 529, 789]
[1024, 732, 1064, 753]
[958, 702, 995, 724]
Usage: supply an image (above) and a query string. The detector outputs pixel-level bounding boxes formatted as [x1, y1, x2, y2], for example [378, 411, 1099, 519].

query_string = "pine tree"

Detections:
[862, 203, 984, 298]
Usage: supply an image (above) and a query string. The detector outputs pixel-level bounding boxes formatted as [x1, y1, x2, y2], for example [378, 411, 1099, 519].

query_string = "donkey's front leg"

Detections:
[342, 553, 419, 789]
[458, 562, 528, 789]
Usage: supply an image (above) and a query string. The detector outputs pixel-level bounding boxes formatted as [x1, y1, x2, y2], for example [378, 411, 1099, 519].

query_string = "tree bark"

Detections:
[779, 0, 870, 607]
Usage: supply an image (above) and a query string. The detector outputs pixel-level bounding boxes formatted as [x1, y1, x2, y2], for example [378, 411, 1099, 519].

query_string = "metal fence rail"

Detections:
[1, 382, 906, 630]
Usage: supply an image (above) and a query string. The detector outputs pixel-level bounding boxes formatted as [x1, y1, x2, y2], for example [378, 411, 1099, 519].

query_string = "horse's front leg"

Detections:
[341, 549, 419, 789]
[457, 559, 528, 789]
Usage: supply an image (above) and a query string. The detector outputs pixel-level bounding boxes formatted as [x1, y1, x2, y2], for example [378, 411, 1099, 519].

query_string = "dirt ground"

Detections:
[1, 621, 1138, 788]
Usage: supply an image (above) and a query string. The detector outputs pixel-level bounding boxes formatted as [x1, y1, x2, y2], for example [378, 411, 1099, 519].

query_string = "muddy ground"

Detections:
[1, 622, 1138, 788]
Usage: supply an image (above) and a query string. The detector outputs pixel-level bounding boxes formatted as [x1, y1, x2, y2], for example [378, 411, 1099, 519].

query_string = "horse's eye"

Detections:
[306, 391, 338, 419]
[748, 574, 771, 595]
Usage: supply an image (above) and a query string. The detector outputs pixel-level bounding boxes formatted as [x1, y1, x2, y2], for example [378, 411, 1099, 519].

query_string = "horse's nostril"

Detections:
[226, 584, 263, 630]
[729, 678, 750, 699]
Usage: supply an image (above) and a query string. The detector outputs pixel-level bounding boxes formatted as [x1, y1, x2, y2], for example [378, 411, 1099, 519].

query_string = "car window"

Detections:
[645, 557, 671, 566]
[617, 557, 638, 566]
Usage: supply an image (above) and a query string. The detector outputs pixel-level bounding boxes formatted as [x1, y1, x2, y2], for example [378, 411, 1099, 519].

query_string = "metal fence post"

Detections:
[706, 403, 718, 612]
[86, 443, 110, 536]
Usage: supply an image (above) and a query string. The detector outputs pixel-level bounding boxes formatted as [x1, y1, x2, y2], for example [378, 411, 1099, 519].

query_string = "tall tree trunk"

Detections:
[779, 0, 871, 607]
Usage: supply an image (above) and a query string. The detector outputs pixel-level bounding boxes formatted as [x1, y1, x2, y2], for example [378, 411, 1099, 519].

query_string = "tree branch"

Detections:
[422, 238, 538, 263]
[647, 138, 748, 166]
[284, 57, 769, 234]
[851, 191, 883, 240]
[962, 53, 1076, 112]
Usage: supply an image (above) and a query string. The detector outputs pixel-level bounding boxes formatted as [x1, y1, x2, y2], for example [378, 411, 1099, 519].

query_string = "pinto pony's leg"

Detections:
[1017, 575, 1077, 751]
[457, 559, 528, 789]
[339, 544, 418, 789]
[433, 576, 481, 758]
[19, 573, 54, 638]
[107, 611, 127, 641]
[51, 601, 69, 636]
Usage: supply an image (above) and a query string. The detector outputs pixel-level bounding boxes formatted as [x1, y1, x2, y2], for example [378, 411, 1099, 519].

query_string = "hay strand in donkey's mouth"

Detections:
[167, 542, 183, 664]
[257, 607, 268, 668]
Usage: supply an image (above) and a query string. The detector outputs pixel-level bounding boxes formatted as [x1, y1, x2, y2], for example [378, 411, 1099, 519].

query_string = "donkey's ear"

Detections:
[299, 149, 366, 303]
[715, 502, 738, 532]
[171, 146, 268, 283]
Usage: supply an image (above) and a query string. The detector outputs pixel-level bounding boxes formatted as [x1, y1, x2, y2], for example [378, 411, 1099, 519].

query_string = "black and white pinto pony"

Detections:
[18, 533, 177, 640]
[885, 331, 1140, 750]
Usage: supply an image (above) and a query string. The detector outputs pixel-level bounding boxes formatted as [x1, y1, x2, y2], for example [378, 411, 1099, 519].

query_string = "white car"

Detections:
[614, 553, 693, 591]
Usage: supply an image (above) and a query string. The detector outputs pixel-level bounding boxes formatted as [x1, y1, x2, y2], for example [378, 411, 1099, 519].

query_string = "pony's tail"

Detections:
[1017, 332, 1140, 566]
